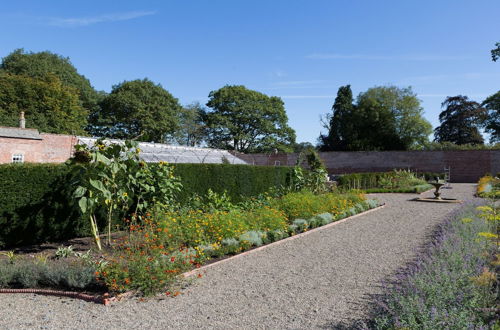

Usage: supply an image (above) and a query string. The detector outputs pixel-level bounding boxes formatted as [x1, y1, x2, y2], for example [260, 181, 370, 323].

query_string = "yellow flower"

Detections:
[461, 217, 473, 223]
[478, 232, 498, 239]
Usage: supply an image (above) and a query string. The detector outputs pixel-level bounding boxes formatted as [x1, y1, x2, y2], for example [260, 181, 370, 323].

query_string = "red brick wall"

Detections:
[0, 134, 77, 164]
[239, 150, 500, 183]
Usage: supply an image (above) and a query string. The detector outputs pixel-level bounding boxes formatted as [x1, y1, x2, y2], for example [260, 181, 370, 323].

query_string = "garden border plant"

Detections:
[371, 200, 499, 329]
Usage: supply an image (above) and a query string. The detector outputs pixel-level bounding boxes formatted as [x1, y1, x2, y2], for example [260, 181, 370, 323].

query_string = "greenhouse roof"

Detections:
[77, 137, 248, 165]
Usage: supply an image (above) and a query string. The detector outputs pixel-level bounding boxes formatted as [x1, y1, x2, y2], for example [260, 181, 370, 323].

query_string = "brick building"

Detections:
[0, 112, 78, 164]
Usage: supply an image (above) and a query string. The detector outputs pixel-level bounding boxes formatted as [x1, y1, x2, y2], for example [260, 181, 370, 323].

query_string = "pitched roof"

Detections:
[0, 126, 43, 140]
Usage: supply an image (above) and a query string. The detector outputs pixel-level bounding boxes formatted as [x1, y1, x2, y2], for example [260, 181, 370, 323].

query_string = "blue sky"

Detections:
[1, 0, 499, 143]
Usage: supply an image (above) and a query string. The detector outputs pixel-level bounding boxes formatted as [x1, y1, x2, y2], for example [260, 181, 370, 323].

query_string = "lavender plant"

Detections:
[373, 201, 498, 329]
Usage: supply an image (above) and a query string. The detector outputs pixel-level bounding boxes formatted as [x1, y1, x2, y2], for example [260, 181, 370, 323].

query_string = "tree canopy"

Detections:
[89, 79, 182, 142]
[434, 95, 487, 145]
[492, 42, 500, 62]
[170, 102, 207, 146]
[0, 49, 100, 113]
[319, 85, 354, 151]
[482, 91, 500, 143]
[0, 73, 88, 134]
[205, 85, 296, 152]
[319, 85, 431, 151]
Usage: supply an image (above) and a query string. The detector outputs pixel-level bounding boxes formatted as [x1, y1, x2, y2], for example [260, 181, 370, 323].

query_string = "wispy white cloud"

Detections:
[48, 11, 156, 27]
[306, 53, 472, 61]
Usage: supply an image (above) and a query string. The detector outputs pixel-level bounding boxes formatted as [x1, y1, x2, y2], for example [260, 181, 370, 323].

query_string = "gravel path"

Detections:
[0, 184, 477, 329]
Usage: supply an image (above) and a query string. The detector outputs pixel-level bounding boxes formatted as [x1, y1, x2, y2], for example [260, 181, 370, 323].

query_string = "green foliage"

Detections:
[271, 190, 364, 220]
[0, 163, 291, 248]
[434, 95, 487, 145]
[492, 42, 500, 62]
[481, 91, 500, 143]
[289, 148, 329, 194]
[71, 140, 181, 249]
[99, 219, 198, 296]
[55, 245, 75, 259]
[319, 85, 354, 151]
[0, 163, 86, 248]
[205, 85, 296, 152]
[170, 102, 207, 146]
[173, 163, 293, 203]
[337, 170, 438, 192]
[355, 86, 432, 150]
[89, 79, 182, 142]
[411, 141, 500, 150]
[320, 85, 432, 151]
[0, 48, 100, 114]
[0, 73, 88, 134]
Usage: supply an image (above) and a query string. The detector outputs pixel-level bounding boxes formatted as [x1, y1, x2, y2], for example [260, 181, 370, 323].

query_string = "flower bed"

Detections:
[0, 191, 379, 299]
[372, 202, 498, 329]
[477, 175, 500, 199]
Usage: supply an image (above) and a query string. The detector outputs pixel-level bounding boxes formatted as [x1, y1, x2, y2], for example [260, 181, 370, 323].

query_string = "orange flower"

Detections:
[170, 257, 175, 262]
[197, 273, 203, 278]
[173, 291, 181, 297]
[165, 291, 171, 296]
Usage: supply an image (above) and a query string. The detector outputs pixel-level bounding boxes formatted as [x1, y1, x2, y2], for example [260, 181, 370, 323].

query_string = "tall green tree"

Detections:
[205, 85, 296, 152]
[492, 42, 500, 62]
[89, 79, 181, 142]
[357, 86, 432, 150]
[170, 102, 207, 146]
[434, 95, 487, 145]
[319, 85, 431, 151]
[0, 49, 100, 114]
[482, 91, 500, 143]
[319, 85, 354, 151]
[0, 73, 88, 134]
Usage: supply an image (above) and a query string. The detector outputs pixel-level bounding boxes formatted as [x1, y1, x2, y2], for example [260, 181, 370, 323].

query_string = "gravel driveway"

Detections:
[0, 184, 477, 329]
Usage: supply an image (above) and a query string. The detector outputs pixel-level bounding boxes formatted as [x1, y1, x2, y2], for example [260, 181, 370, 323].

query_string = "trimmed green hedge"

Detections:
[0, 164, 88, 248]
[172, 163, 293, 202]
[0, 163, 293, 247]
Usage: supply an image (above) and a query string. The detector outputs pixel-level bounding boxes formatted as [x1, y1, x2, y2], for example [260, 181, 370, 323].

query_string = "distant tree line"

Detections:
[0, 49, 296, 153]
[0, 47, 498, 153]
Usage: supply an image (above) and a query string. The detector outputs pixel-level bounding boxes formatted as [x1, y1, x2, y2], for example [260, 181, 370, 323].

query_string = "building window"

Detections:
[274, 160, 281, 166]
[12, 154, 24, 163]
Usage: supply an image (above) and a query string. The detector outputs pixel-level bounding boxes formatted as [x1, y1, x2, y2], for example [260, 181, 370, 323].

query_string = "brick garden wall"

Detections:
[235, 150, 500, 183]
[0, 134, 77, 163]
